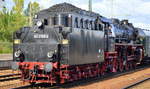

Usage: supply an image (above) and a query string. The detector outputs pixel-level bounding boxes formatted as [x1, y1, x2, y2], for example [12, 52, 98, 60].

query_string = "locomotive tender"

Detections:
[12, 3, 150, 84]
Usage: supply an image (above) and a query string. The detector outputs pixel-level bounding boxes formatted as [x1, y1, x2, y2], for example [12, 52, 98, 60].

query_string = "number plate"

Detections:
[34, 34, 49, 38]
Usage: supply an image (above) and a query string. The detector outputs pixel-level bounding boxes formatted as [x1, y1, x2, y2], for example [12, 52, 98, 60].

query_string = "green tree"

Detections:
[0, 0, 40, 53]
[12, 0, 24, 14]
[0, 8, 14, 41]
[24, 1, 40, 26]
[0, 0, 27, 42]
[0, 0, 27, 53]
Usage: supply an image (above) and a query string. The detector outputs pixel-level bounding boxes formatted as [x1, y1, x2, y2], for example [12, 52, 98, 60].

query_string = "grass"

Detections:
[0, 41, 12, 54]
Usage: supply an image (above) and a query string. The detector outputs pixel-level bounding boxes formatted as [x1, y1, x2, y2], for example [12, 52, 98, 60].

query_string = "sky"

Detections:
[4, 0, 150, 30]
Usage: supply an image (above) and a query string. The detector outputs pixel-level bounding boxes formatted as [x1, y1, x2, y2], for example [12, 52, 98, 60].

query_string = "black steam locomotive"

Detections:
[12, 3, 150, 84]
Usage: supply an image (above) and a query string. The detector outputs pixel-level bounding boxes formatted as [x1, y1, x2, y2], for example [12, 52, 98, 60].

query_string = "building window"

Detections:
[44, 19, 48, 25]
[61, 14, 69, 27]
[80, 19, 84, 29]
[94, 21, 98, 30]
[85, 20, 89, 29]
[53, 16, 57, 25]
[89, 21, 93, 30]
[50, 14, 69, 27]
[74, 17, 78, 28]
[99, 24, 103, 31]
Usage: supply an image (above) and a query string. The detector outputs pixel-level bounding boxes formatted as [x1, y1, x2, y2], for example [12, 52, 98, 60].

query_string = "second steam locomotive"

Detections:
[12, 3, 150, 84]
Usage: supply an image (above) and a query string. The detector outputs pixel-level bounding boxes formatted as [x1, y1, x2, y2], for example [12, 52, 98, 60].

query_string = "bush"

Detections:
[0, 41, 12, 54]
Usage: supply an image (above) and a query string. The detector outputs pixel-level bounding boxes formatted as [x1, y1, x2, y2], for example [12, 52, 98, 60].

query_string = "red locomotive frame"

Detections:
[16, 43, 144, 84]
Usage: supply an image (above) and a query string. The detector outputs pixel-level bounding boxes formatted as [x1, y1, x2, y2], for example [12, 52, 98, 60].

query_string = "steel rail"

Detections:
[0, 76, 20, 82]
[122, 77, 150, 89]
[0, 73, 20, 78]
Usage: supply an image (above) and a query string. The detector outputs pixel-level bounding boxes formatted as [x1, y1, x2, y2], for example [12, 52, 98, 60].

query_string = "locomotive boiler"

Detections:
[12, 3, 150, 84]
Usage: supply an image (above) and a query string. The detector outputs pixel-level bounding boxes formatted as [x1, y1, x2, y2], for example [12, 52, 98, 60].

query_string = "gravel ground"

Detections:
[0, 79, 29, 89]
[70, 68, 150, 89]
[129, 80, 150, 89]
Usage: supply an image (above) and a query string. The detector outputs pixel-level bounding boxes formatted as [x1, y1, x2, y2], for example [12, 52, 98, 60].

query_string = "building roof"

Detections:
[41, 2, 101, 17]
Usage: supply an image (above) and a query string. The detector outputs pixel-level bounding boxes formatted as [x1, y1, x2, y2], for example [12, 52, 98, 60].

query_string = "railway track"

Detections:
[0, 69, 18, 73]
[123, 78, 150, 89]
[0, 69, 21, 89]
[0, 79, 26, 89]
[0, 73, 20, 78]
[0, 74, 23, 89]
[11, 83, 60, 89]
[0, 67, 11, 70]
[11, 65, 150, 89]
[0, 73, 20, 82]
[60, 65, 150, 89]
